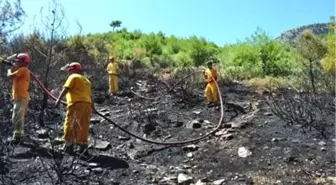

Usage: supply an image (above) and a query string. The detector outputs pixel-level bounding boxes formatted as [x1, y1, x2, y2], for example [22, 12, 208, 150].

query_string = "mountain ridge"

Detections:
[276, 22, 329, 43]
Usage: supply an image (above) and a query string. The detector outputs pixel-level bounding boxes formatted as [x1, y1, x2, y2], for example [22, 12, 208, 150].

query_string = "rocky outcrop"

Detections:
[276, 23, 330, 43]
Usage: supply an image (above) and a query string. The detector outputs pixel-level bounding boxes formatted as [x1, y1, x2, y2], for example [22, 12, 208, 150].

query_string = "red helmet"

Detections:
[66, 62, 83, 72]
[15, 53, 30, 63]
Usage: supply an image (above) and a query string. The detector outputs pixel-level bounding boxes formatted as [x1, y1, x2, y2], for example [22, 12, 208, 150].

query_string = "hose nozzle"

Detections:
[6, 53, 17, 61]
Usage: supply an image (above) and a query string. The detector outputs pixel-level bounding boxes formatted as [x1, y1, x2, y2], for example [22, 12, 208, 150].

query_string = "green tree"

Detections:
[165, 36, 181, 55]
[248, 28, 288, 76]
[231, 43, 260, 66]
[138, 34, 163, 66]
[321, 16, 335, 74]
[327, 16, 335, 34]
[109, 20, 122, 32]
[222, 43, 262, 79]
[188, 36, 217, 66]
[297, 30, 327, 93]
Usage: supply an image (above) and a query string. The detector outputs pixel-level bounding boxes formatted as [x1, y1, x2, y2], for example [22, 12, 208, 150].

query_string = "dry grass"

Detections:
[242, 76, 289, 91]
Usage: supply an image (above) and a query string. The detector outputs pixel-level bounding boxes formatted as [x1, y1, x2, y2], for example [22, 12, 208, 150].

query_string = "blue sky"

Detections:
[15, 0, 335, 45]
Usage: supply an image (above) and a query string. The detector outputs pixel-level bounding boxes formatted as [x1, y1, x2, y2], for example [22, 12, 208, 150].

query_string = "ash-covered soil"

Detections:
[0, 77, 334, 185]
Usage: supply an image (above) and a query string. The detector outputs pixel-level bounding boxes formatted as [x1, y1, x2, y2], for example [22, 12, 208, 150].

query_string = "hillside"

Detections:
[0, 2, 335, 184]
[276, 23, 329, 43]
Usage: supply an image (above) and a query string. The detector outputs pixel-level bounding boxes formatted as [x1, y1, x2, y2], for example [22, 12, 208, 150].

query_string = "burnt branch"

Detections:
[166, 67, 204, 105]
[266, 89, 335, 138]
[34, 120, 94, 185]
[0, 0, 25, 40]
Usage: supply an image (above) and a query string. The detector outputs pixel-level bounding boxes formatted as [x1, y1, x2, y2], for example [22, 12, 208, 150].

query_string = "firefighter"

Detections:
[55, 62, 96, 154]
[106, 56, 119, 94]
[7, 53, 31, 143]
[203, 61, 219, 107]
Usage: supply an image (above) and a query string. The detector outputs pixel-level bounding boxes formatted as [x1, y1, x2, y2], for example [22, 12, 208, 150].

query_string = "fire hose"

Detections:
[1, 57, 224, 146]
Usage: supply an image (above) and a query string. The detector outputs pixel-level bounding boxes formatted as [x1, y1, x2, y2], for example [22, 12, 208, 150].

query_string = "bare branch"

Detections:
[266, 90, 334, 138]
[26, 41, 48, 59]
[38, 156, 55, 185]
[75, 18, 83, 35]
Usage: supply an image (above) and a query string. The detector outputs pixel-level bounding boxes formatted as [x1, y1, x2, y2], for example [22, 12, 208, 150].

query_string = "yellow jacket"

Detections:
[106, 62, 118, 75]
[205, 68, 218, 83]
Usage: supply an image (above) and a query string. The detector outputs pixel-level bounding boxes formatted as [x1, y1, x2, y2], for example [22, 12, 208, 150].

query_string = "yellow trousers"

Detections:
[108, 74, 118, 93]
[64, 102, 92, 146]
[204, 82, 219, 104]
[12, 98, 29, 137]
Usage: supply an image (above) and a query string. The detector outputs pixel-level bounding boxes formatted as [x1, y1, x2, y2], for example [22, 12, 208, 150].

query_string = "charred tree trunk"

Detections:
[38, 18, 55, 126]
[261, 55, 267, 76]
[38, 76, 50, 126]
[308, 59, 316, 94]
[131, 59, 137, 78]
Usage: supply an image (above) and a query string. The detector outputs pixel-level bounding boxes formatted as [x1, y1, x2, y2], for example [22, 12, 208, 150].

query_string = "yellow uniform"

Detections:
[12, 67, 30, 100]
[106, 62, 119, 93]
[204, 68, 219, 104]
[63, 73, 92, 145]
[11, 67, 30, 137]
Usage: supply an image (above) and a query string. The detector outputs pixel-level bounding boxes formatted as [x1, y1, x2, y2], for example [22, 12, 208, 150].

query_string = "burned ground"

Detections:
[0, 71, 334, 185]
